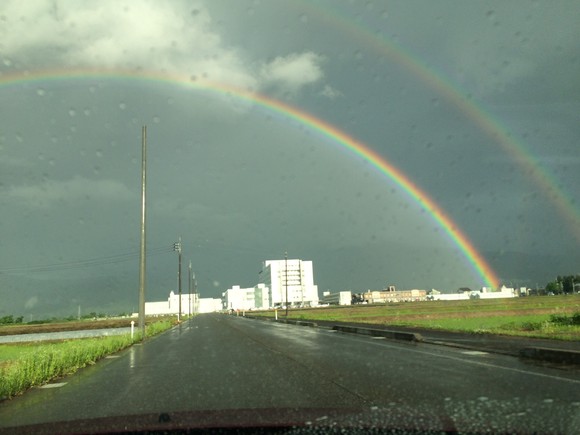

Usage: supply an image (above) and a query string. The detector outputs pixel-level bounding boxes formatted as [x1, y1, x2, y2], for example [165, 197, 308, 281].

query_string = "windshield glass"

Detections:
[0, 1, 578, 433]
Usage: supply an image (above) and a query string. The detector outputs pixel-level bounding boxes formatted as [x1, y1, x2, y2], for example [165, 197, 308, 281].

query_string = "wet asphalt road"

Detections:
[1, 313, 579, 432]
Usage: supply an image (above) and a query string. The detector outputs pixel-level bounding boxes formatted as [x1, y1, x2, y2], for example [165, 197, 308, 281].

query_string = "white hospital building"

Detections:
[223, 258, 319, 310]
[258, 258, 319, 308]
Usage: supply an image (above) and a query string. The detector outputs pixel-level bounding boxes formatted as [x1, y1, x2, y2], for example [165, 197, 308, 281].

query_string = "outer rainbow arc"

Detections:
[297, 1, 580, 244]
[0, 68, 501, 289]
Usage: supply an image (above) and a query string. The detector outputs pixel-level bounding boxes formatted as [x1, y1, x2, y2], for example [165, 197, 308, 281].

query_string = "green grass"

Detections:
[252, 295, 580, 340]
[0, 319, 175, 400]
[385, 314, 552, 331]
[0, 343, 39, 364]
[383, 314, 580, 339]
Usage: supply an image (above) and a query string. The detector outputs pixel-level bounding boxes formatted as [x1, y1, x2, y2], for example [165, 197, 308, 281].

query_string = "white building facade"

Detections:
[254, 283, 270, 309]
[223, 285, 256, 311]
[143, 291, 202, 316]
[197, 298, 223, 313]
[258, 259, 319, 307]
[428, 286, 519, 301]
[223, 284, 271, 311]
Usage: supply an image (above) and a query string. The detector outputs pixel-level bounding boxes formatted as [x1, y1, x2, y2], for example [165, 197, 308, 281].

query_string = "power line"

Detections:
[0, 245, 174, 275]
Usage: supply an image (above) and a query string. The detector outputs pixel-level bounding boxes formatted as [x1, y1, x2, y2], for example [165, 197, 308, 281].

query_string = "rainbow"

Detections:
[0, 69, 501, 289]
[299, 1, 580, 243]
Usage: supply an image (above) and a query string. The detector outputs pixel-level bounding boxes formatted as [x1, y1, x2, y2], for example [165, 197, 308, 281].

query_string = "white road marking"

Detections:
[105, 355, 120, 359]
[461, 351, 489, 355]
[364, 340, 580, 385]
[307, 324, 580, 385]
[39, 382, 67, 389]
[371, 336, 385, 340]
[249, 318, 580, 385]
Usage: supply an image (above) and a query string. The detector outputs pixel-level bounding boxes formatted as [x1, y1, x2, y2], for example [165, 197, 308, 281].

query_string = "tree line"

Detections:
[0, 314, 24, 324]
[544, 275, 580, 294]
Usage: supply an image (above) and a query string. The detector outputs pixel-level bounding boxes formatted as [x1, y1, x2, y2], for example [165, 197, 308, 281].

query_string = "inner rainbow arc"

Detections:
[0, 69, 501, 289]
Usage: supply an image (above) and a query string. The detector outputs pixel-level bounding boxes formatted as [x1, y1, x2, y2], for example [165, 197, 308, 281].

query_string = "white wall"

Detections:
[144, 301, 173, 316]
[432, 286, 517, 301]
[168, 291, 198, 315]
[197, 298, 222, 313]
[223, 286, 256, 311]
[143, 290, 200, 316]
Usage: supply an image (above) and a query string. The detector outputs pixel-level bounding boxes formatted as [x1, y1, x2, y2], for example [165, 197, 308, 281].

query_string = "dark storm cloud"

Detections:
[1, 1, 578, 317]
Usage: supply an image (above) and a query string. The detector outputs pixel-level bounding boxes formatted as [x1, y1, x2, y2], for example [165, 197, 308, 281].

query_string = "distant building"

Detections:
[428, 285, 518, 301]
[362, 288, 427, 303]
[197, 298, 223, 313]
[222, 284, 271, 311]
[320, 291, 352, 305]
[143, 290, 199, 316]
[254, 283, 270, 309]
[258, 258, 319, 307]
[223, 285, 257, 311]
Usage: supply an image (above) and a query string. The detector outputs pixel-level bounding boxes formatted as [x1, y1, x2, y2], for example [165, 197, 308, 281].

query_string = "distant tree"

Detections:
[545, 275, 580, 294]
[545, 281, 560, 294]
[0, 315, 14, 324]
[563, 275, 580, 293]
[14, 316, 23, 324]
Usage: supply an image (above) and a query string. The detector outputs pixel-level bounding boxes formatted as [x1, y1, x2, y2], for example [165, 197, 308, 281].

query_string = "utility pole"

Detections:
[192, 272, 197, 315]
[285, 251, 288, 316]
[299, 259, 304, 306]
[173, 236, 182, 322]
[188, 260, 192, 318]
[138, 126, 147, 338]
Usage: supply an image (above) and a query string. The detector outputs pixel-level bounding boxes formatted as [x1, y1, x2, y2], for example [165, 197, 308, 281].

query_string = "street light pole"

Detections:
[138, 126, 147, 339]
[188, 260, 192, 318]
[285, 251, 288, 317]
[174, 237, 182, 322]
[193, 272, 197, 315]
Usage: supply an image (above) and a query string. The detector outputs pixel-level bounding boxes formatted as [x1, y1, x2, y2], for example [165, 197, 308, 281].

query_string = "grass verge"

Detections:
[0, 318, 175, 400]
[250, 296, 580, 340]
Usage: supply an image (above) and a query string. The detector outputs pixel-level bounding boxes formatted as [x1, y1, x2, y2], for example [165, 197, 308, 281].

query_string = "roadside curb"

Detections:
[422, 339, 517, 357]
[240, 315, 579, 365]
[274, 318, 318, 327]
[243, 315, 317, 328]
[519, 347, 580, 365]
[331, 325, 422, 342]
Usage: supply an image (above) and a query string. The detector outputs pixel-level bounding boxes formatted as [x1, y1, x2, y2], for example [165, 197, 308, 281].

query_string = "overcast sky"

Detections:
[1, 1, 579, 317]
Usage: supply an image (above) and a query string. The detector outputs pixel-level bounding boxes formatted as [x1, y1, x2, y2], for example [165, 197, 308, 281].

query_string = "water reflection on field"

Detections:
[0, 327, 131, 343]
